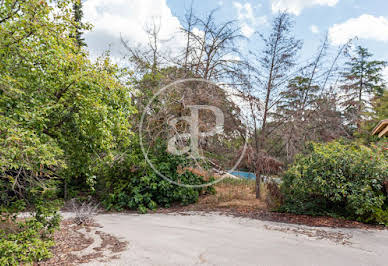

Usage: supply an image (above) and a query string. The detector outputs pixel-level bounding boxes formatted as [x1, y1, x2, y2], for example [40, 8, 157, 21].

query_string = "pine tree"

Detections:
[277, 76, 320, 120]
[360, 89, 388, 136]
[274, 76, 319, 162]
[273, 76, 345, 162]
[340, 46, 386, 130]
[374, 89, 388, 120]
[73, 0, 86, 48]
[259, 12, 303, 145]
[246, 12, 302, 198]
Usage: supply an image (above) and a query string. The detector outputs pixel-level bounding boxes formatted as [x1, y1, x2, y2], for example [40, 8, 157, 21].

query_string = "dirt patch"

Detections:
[195, 178, 266, 210]
[158, 206, 385, 230]
[263, 224, 353, 245]
[154, 178, 385, 230]
[95, 230, 128, 253]
[38, 219, 128, 265]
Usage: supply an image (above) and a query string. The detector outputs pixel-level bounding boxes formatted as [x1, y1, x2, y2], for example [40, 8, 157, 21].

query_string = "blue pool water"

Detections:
[230, 171, 256, 179]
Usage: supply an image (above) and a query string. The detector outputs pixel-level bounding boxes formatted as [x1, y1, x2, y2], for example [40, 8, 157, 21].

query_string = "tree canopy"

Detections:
[0, 0, 135, 202]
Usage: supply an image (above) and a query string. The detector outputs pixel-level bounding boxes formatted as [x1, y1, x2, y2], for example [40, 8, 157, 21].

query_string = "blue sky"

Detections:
[83, 0, 388, 80]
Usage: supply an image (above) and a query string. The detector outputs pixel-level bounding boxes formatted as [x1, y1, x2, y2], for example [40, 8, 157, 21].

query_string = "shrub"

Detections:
[99, 140, 214, 213]
[0, 200, 61, 265]
[265, 182, 283, 209]
[280, 141, 388, 224]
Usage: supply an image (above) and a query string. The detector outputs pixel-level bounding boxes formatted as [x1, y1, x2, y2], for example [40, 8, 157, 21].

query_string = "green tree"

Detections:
[271, 76, 344, 162]
[341, 46, 386, 130]
[73, 0, 86, 48]
[359, 88, 388, 139]
[277, 76, 320, 119]
[272, 76, 320, 162]
[0, 0, 135, 202]
[373, 89, 388, 121]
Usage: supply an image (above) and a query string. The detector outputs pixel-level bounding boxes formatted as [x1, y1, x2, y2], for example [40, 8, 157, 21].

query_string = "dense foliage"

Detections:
[341, 46, 386, 130]
[99, 140, 215, 213]
[0, 1, 136, 262]
[0, 0, 135, 204]
[280, 141, 388, 225]
[0, 200, 61, 265]
[371, 89, 388, 124]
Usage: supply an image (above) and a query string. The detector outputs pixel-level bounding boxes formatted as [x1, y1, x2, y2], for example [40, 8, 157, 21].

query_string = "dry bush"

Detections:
[236, 145, 283, 176]
[264, 182, 283, 209]
[215, 179, 255, 202]
[0, 218, 19, 234]
[70, 198, 99, 225]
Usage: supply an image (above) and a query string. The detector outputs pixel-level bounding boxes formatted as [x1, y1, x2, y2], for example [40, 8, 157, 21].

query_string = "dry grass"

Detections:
[198, 178, 267, 210]
[0, 215, 25, 234]
[0, 219, 17, 234]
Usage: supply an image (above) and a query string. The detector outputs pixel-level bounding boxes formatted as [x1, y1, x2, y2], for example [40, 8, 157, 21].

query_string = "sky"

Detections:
[83, 0, 388, 81]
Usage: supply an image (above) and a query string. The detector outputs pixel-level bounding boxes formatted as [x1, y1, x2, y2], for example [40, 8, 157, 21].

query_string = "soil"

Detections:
[155, 201, 385, 230]
[38, 219, 128, 265]
[153, 180, 386, 230]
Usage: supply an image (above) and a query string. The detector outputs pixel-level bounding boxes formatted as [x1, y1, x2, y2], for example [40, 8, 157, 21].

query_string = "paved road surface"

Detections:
[84, 212, 388, 266]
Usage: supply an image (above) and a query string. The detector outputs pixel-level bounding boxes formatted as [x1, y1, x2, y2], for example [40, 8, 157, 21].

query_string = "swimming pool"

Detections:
[230, 171, 256, 179]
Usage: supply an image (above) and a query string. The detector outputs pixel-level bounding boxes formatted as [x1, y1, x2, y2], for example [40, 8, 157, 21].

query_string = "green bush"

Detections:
[0, 200, 61, 265]
[280, 141, 388, 224]
[99, 140, 214, 213]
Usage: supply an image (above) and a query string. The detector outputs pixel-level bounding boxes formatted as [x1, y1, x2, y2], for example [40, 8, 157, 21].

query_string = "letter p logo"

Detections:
[167, 105, 224, 158]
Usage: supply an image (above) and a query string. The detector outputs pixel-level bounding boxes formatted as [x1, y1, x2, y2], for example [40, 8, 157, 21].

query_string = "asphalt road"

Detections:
[84, 212, 388, 266]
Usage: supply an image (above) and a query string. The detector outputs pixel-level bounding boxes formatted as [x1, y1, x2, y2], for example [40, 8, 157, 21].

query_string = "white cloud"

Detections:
[310, 24, 319, 34]
[233, 2, 266, 38]
[233, 2, 255, 24]
[271, 0, 339, 16]
[328, 14, 388, 45]
[256, 16, 268, 25]
[241, 23, 255, 38]
[83, 0, 185, 58]
[218, 1, 224, 6]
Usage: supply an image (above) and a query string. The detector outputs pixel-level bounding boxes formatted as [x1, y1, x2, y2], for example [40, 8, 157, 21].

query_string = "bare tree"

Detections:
[257, 13, 302, 146]
[181, 2, 197, 73]
[121, 17, 169, 78]
[178, 9, 244, 82]
[241, 12, 302, 198]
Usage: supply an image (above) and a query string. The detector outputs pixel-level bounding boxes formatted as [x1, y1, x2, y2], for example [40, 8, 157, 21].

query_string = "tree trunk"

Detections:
[357, 65, 364, 130]
[64, 180, 68, 200]
[256, 172, 261, 199]
[357, 83, 363, 130]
